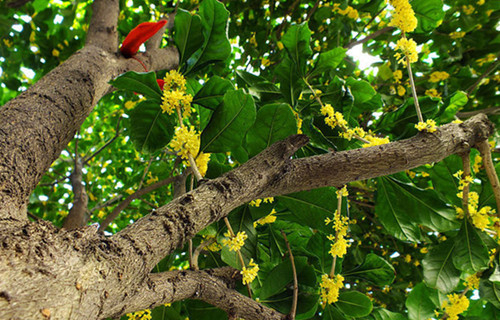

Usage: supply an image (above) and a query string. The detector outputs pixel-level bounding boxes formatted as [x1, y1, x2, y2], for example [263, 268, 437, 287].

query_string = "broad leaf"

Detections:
[308, 47, 346, 79]
[412, 0, 445, 33]
[246, 103, 298, 157]
[110, 71, 162, 102]
[439, 91, 468, 123]
[406, 283, 439, 320]
[128, 100, 176, 152]
[193, 76, 234, 111]
[344, 253, 395, 286]
[276, 56, 303, 107]
[422, 240, 460, 293]
[281, 22, 312, 75]
[335, 291, 373, 318]
[370, 308, 407, 320]
[174, 9, 204, 67]
[200, 89, 256, 153]
[260, 256, 308, 299]
[452, 218, 489, 273]
[480, 280, 500, 309]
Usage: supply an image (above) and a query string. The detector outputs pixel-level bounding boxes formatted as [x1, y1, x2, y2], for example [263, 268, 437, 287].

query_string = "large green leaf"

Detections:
[422, 240, 460, 293]
[452, 218, 490, 273]
[187, 0, 231, 73]
[406, 283, 439, 320]
[246, 103, 298, 157]
[335, 291, 373, 318]
[193, 76, 234, 111]
[281, 22, 312, 75]
[412, 0, 445, 33]
[110, 71, 162, 102]
[260, 256, 308, 299]
[480, 280, 500, 309]
[200, 89, 256, 153]
[429, 155, 462, 207]
[344, 253, 395, 286]
[185, 300, 227, 320]
[275, 56, 303, 107]
[174, 9, 204, 67]
[370, 308, 407, 320]
[439, 91, 468, 123]
[321, 305, 348, 320]
[278, 187, 338, 233]
[346, 77, 376, 105]
[375, 177, 422, 242]
[128, 100, 176, 152]
[308, 47, 346, 79]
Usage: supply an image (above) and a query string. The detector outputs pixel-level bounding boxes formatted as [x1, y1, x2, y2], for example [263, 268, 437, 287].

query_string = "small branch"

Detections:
[406, 54, 423, 123]
[466, 54, 500, 96]
[192, 238, 215, 271]
[138, 156, 154, 191]
[344, 27, 395, 50]
[349, 5, 387, 44]
[305, 0, 321, 21]
[98, 175, 178, 232]
[281, 230, 298, 320]
[83, 116, 122, 165]
[89, 195, 123, 214]
[276, 0, 301, 39]
[6, 0, 33, 8]
[457, 106, 500, 118]
[476, 140, 500, 215]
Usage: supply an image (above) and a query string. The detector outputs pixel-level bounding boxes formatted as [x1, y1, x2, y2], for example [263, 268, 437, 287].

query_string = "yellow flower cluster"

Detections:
[253, 209, 277, 227]
[388, 0, 417, 33]
[127, 309, 152, 320]
[169, 126, 200, 160]
[464, 274, 480, 290]
[249, 197, 274, 207]
[241, 258, 259, 284]
[477, 53, 497, 67]
[462, 5, 475, 15]
[194, 152, 211, 177]
[393, 70, 403, 83]
[362, 135, 390, 148]
[221, 231, 247, 252]
[429, 71, 450, 83]
[394, 38, 418, 65]
[321, 104, 348, 130]
[333, 3, 359, 19]
[425, 88, 441, 98]
[415, 119, 437, 133]
[161, 70, 193, 118]
[319, 274, 345, 304]
[473, 155, 482, 173]
[449, 31, 466, 39]
[456, 186, 497, 231]
[397, 85, 406, 96]
[442, 294, 469, 320]
[201, 235, 222, 252]
[325, 212, 351, 258]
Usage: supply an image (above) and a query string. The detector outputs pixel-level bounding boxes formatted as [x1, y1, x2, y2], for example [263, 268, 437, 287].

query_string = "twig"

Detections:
[83, 116, 122, 165]
[406, 54, 423, 123]
[344, 27, 395, 50]
[461, 151, 471, 216]
[281, 230, 298, 320]
[192, 238, 216, 271]
[457, 106, 500, 118]
[276, 0, 301, 39]
[139, 198, 157, 209]
[466, 54, 500, 96]
[27, 211, 40, 221]
[98, 175, 178, 232]
[305, 0, 320, 21]
[138, 155, 154, 191]
[349, 5, 388, 44]
[476, 140, 500, 215]
[89, 195, 123, 213]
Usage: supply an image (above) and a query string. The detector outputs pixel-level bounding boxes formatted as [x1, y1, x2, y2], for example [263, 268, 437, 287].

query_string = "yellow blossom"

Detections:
[221, 231, 247, 251]
[415, 119, 437, 133]
[201, 235, 222, 252]
[462, 5, 475, 15]
[393, 70, 403, 83]
[477, 0, 485, 4]
[321, 104, 348, 129]
[404, 254, 411, 263]
[249, 33, 257, 46]
[429, 71, 450, 83]
[452, 119, 463, 124]
[420, 247, 428, 254]
[161, 70, 193, 118]
[52, 49, 60, 57]
[127, 309, 152, 320]
[388, 0, 418, 33]
[464, 274, 480, 290]
[394, 37, 418, 65]
[449, 31, 466, 39]
[336, 186, 349, 197]
[241, 259, 259, 284]
[477, 53, 497, 67]
[169, 126, 200, 160]
[425, 88, 441, 98]
[193, 152, 211, 177]
[397, 85, 406, 96]
[253, 209, 277, 227]
[261, 57, 271, 66]
[277, 41, 284, 50]
[473, 154, 482, 173]
[320, 274, 344, 304]
[442, 294, 469, 320]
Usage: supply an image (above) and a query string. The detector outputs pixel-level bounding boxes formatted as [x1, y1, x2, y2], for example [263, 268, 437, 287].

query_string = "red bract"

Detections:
[120, 20, 167, 58]
[156, 79, 165, 91]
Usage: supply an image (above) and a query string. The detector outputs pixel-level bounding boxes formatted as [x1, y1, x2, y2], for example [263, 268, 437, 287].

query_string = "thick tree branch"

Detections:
[63, 142, 89, 230]
[86, 0, 119, 52]
[111, 268, 285, 320]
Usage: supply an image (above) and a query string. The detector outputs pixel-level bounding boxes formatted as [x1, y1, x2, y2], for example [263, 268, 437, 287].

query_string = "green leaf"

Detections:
[174, 9, 204, 67]
[221, 205, 257, 268]
[335, 291, 373, 318]
[246, 103, 298, 158]
[346, 77, 376, 105]
[422, 240, 460, 293]
[128, 100, 176, 152]
[187, 0, 231, 73]
[110, 71, 162, 102]
[370, 308, 407, 320]
[344, 253, 395, 286]
[185, 300, 227, 320]
[439, 91, 468, 123]
[276, 56, 303, 107]
[308, 47, 347, 79]
[480, 281, 500, 309]
[260, 256, 308, 299]
[200, 89, 256, 153]
[321, 305, 348, 320]
[429, 155, 462, 207]
[281, 22, 312, 75]
[278, 187, 338, 233]
[412, 0, 445, 34]
[193, 76, 234, 111]
[452, 218, 490, 273]
[406, 283, 439, 320]
[375, 177, 422, 242]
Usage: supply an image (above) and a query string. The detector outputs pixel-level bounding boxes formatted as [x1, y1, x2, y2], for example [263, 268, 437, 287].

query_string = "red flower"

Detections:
[120, 20, 167, 58]
[157, 79, 165, 91]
